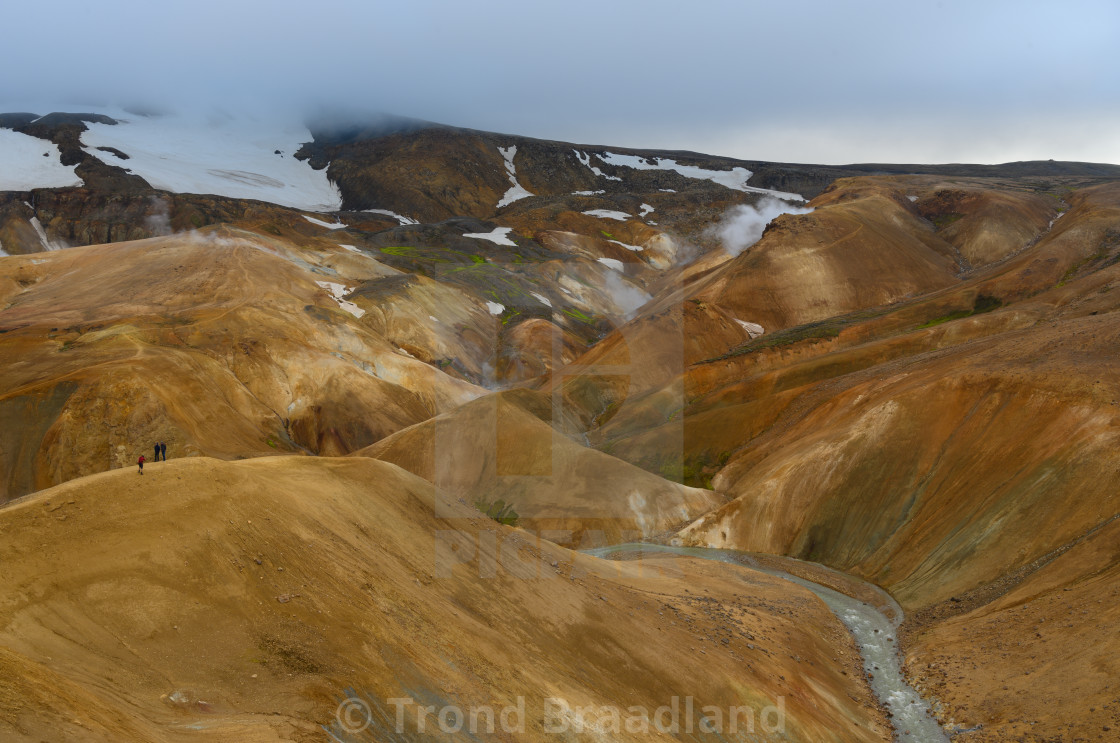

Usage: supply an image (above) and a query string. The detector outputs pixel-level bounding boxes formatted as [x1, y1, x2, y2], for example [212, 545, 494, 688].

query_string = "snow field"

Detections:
[0, 129, 83, 190]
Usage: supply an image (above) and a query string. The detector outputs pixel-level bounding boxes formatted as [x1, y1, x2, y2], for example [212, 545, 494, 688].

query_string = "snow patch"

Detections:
[429, 315, 439, 322]
[907, 195, 919, 202]
[531, 292, 552, 307]
[659, 188, 677, 193]
[30, 217, 67, 251]
[486, 301, 505, 315]
[496, 145, 533, 208]
[463, 226, 517, 246]
[735, 319, 765, 338]
[573, 189, 605, 196]
[599, 151, 805, 200]
[597, 257, 624, 271]
[338, 243, 361, 253]
[583, 209, 631, 221]
[574, 150, 622, 181]
[303, 215, 347, 230]
[0, 130, 83, 190]
[82, 109, 342, 211]
[608, 239, 644, 252]
[362, 208, 418, 225]
[639, 203, 655, 218]
[315, 281, 365, 318]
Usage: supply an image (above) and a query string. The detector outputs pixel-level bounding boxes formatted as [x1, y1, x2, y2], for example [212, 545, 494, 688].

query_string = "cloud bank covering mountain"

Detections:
[3, 0, 1119, 165]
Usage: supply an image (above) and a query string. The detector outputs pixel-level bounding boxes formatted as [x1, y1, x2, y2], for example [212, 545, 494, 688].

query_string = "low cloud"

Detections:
[3, 3, 1116, 166]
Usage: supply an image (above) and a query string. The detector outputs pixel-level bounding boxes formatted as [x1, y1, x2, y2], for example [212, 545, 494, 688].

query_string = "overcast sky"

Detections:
[3, 0, 1119, 165]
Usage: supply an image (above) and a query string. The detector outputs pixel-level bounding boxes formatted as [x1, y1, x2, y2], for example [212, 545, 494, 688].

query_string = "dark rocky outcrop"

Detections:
[0, 189, 304, 254]
[0, 113, 40, 130]
[95, 146, 130, 160]
[4, 112, 149, 192]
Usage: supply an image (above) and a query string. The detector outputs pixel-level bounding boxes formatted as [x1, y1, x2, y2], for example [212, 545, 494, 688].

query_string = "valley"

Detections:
[0, 108, 1118, 742]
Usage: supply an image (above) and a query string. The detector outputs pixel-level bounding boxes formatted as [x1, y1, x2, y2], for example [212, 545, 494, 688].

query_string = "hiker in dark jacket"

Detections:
[138, 455, 145, 475]
[160, 441, 167, 461]
[154, 443, 160, 462]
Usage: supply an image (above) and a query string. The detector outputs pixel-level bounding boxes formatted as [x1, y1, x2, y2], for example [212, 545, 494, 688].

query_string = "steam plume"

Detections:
[713, 196, 813, 257]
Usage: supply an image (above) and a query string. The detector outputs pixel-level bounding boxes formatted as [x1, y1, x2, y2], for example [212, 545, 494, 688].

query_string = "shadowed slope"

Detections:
[679, 315, 1120, 607]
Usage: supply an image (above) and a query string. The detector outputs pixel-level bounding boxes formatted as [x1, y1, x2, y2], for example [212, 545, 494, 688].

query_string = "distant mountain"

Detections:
[2, 106, 1120, 741]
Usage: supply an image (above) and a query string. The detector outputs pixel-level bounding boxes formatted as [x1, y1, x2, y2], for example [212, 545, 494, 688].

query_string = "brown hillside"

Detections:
[356, 390, 725, 547]
[6, 111, 1120, 742]
[0, 229, 481, 502]
[0, 456, 888, 742]
[693, 181, 961, 332]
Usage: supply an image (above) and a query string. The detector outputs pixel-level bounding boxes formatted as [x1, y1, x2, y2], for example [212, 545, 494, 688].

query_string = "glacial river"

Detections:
[584, 544, 950, 743]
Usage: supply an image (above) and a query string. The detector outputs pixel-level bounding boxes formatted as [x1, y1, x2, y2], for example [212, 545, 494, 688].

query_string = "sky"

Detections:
[3, 0, 1119, 165]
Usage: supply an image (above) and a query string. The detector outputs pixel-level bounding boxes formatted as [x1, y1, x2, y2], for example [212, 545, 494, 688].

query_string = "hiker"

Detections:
[160, 441, 167, 461]
[138, 454, 145, 475]
[154, 443, 160, 462]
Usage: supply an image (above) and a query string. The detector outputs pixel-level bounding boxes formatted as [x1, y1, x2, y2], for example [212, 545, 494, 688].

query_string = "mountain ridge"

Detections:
[1, 107, 1118, 740]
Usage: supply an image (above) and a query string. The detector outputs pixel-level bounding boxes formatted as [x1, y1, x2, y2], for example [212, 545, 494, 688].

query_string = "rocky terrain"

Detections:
[1, 108, 1118, 741]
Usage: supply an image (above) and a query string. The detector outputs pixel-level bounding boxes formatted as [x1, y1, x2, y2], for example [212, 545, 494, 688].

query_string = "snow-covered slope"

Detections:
[77, 108, 341, 211]
[0, 129, 82, 191]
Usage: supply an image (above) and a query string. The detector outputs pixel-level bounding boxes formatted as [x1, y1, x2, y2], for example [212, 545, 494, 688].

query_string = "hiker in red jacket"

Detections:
[138, 455, 145, 475]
